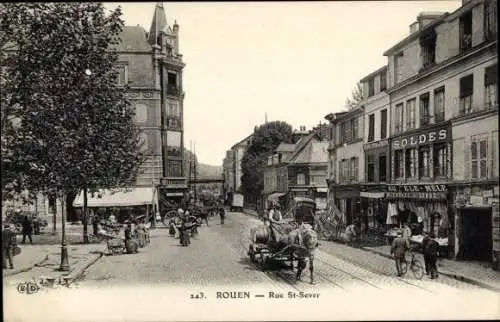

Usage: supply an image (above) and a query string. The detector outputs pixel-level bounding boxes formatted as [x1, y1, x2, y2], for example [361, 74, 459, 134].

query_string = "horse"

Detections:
[283, 224, 319, 284]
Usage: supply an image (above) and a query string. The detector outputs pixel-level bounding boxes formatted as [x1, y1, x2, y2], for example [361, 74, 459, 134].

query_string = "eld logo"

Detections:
[17, 281, 41, 295]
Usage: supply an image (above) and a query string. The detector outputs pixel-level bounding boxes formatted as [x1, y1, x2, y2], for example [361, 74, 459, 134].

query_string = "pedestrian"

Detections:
[390, 233, 408, 277]
[32, 214, 41, 235]
[401, 222, 412, 248]
[422, 232, 432, 276]
[21, 215, 33, 244]
[124, 222, 138, 254]
[425, 232, 440, 279]
[92, 212, 100, 236]
[136, 219, 147, 248]
[2, 224, 16, 269]
[219, 206, 225, 225]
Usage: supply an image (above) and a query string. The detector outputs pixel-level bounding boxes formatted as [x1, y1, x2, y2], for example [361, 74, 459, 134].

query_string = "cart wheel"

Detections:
[259, 254, 269, 269]
[248, 245, 256, 262]
[411, 260, 424, 280]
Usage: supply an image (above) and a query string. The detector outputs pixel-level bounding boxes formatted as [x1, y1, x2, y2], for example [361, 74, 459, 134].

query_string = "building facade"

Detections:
[325, 107, 365, 226]
[359, 66, 391, 232]
[383, 0, 497, 262]
[263, 142, 295, 209]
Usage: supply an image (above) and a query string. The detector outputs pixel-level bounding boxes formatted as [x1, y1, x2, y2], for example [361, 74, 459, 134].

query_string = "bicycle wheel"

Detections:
[400, 260, 408, 275]
[410, 259, 424, 280]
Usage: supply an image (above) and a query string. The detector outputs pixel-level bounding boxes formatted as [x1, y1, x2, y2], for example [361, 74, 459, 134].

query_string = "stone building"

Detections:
[383, 0, 497, 263]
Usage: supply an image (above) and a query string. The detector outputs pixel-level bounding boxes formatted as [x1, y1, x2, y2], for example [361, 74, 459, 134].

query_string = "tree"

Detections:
[1, 3, 144, 243]
[344, 82, 364, 110]
[240, 121, 293, 204]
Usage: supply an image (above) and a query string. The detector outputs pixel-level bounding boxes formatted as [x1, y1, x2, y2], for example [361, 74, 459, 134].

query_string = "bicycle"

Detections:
[400, 249, 424, 280]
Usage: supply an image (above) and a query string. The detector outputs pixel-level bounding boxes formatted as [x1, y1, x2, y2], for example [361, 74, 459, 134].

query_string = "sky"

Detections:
[107, 1, 461, 166]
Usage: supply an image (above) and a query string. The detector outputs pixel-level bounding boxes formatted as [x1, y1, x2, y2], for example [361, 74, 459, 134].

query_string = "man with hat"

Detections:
[2, 224, 17, 269]
[423, 232, 440, 279]
[390, 232, 408, 277]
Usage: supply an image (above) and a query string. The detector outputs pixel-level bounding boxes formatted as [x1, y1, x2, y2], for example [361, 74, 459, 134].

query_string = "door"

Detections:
[461, 208, 493, 261]
[345, 198, 352, 225]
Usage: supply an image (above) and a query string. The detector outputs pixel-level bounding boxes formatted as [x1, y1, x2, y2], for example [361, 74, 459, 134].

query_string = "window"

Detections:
[380, 109, 387, 139]
[297, 173, 305, 185]
[405, 148, 417, 178]
[367, 155, 375, 182]
[471, 139, 488, 179]
[434, 87, 445, 122]
[394, 103, 404, 134]
[168, 102, 180, 117]
[405, 99, 416, 130]
[167, 72, 178, 95]
[368, 77, 375, 97]
[368, 114, 375, 142]
[168, 160, 182, 177]
[459, 11, 472, 52]
[485, 64, 498, 107]
[419, 93, 430, 126]
[434, 144, 448, 177]
[459, 74, 473, 115]
[418, 147, 431, 178]
[379, 155, 387, 182]
[395, 52, 404, 84]
[484, 0, 497, 41]
[116, 65, 127, 86]
[380, 70, 387, 92]
[350, 157, 358, 182]
[339, 123, 345, 144]
[394, 150, 404, 179]
[138, 132, 148, 152]
[329, 125, 334, 141]
[351, 117, 359, 141]
[342, 159, 349, 182]
[420, 30, 436, 68]
[344, 121, 351, 143]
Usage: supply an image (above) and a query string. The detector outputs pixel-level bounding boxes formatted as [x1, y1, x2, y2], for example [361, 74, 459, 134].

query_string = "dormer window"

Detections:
[459, 11, 473, 52]
[394, 52, 404, 84]
[420, 29, 436, 69]
[367, 77, 375, 97]
[380, 70, 387, 91]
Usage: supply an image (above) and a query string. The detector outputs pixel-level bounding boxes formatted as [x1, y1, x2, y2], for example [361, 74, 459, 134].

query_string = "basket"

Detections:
[107, 238, 124, 247]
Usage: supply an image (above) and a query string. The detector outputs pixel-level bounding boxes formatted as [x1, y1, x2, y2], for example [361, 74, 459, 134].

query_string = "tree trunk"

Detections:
[83, 187, 89, 244]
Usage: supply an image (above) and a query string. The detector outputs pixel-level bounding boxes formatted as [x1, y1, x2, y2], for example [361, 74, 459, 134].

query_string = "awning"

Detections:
[316, 187, 328, 193]
[73, 188, 155, 208]
[268, 192, 286, 200]
[360, 192, 385, 199]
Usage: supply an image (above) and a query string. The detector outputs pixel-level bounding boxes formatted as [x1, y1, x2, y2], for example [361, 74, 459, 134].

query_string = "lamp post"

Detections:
[59, 190, 70, 271]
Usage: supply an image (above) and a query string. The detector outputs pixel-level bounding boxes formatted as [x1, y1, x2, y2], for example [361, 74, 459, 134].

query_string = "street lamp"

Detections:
[59, 190, 70, 271]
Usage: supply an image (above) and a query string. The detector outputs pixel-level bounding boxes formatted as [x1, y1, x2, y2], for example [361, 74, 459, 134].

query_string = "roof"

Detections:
[360, 65, 388, 82]
[73, 187, 156, 208]
[115, 26, 152, 52]
[231, 134, 253, 149]
[148, 3, 168, 46]
[275, 143, 296, 153]
[291, 141, 328, 164]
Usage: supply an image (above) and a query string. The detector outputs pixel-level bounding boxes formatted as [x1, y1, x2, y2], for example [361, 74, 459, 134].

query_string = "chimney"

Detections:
[409, 21, 419, 34]
[417, 12, 447, 28]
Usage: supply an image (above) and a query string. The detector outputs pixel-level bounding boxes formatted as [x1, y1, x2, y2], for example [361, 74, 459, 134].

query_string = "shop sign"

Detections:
[387, 191, 447, 200]
[387, 184, 447, 193]
[469, 195, 484, 205]
[364, 140, 388, 151]
[392, 127, 449, 149]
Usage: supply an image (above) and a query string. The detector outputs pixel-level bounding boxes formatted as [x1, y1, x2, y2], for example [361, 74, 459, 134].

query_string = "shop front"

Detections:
[331, 184, 360, 226]
[453, 182, 499, 269]
[385, 183, 452, 257]
[360, 185, 387, 234]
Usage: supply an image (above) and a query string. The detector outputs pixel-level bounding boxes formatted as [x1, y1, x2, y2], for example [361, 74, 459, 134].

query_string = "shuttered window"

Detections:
[485, 64, 498, 107]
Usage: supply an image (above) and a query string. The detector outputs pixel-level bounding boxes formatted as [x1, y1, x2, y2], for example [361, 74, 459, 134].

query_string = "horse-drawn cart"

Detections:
[248, 220, 319, 284]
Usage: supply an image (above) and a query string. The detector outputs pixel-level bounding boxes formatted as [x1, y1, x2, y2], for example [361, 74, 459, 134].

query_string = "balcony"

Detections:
[167, 84, 180, 96]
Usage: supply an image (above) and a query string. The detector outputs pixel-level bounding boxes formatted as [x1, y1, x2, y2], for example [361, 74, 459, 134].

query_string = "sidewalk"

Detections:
[360, 244, 500, 292]
[3, 243, 107, 288]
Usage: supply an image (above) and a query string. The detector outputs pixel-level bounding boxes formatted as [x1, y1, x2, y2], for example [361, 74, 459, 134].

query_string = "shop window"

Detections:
[471, 139, 488, 179]
[433, 144, 447, 178]
[380, 109, 387, 139]
[434, 87, 445, 122]
[405, 148, 417, 179]
[418, 146, 431, 178]
[419, 93, 430, 126]
[367, 155, 375, 183]
[405, 98, 416, 130]
[368, 114, 375, 142]
[394, 150, 404, 179]
[459, 74, 473, 115]
[379, 155, 387, 182]
[459, 10, 472, 52]
[485, 64, 498, 108]
[394, 103, 404, 134]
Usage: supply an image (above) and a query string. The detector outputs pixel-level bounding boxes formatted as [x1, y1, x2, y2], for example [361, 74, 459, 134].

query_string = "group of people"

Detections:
[122, 218, 150, 254]
[391, 223, 440, 279]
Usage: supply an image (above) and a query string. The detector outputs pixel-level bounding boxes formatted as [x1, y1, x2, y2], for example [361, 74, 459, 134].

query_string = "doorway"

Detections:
[460, 208, 492, 261]
[345, 198, 352, 225]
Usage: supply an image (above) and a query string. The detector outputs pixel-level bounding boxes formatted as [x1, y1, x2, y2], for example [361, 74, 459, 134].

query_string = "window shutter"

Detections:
[485, 64, 498, 86]
[460, 74, 474, 97]
[464, 139, 471, 180]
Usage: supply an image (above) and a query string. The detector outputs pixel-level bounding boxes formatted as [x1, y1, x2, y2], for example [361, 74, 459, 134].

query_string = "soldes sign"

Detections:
[392, 127, 449, 149]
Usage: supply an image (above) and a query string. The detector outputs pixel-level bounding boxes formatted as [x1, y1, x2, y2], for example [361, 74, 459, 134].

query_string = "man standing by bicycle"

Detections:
[390, 232, 408, 277]
[424, 232, 440, 279]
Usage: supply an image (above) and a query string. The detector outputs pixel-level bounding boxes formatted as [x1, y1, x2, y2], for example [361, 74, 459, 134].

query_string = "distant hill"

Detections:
[197, 163, 222, 178]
